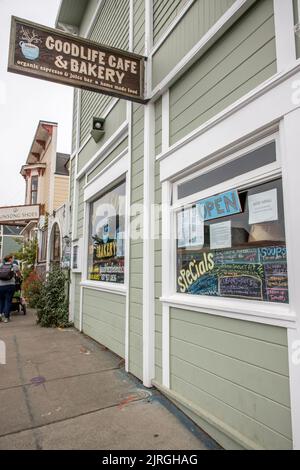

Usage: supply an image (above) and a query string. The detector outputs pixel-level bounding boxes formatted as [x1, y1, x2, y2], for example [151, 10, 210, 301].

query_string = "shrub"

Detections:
[22, 270, 44, 308]
[13, 239, 38, 281]
[36, 265, 72, 328]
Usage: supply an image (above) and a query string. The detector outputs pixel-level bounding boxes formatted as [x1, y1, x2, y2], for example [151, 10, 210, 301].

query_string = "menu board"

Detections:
[177, 245, 288, 304]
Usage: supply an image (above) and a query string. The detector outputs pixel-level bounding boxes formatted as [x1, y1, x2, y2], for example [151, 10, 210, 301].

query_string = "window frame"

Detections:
[30, 175, 38, 205]
[163, 134, 294, 324]
[82, 152, 129, 296]
[87, 179, 126, 287]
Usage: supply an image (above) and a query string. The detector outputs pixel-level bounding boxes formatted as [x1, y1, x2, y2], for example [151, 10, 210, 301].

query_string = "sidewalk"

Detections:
[0, 310, 220, 450]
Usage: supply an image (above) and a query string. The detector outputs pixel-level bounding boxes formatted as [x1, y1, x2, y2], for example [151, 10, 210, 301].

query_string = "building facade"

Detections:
[20, 121, 70, 272]
[56, 0, 300, 449]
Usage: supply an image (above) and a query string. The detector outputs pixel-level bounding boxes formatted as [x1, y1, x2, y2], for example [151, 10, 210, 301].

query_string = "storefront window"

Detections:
[88, 181, 126, 283]
[176, 177, 288, 304]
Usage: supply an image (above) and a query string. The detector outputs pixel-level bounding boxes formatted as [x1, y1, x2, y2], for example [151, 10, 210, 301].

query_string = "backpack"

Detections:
[0, 263, 14, 281]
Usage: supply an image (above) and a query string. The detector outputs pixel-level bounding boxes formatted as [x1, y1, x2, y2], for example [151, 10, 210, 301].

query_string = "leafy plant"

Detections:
[22, 270, 43, 308]
[36, 265, 72, 328]
[13, 239, 38, 281]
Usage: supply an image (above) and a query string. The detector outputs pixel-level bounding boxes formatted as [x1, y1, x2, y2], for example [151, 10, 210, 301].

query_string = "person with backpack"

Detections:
[0, 255, 20, 323]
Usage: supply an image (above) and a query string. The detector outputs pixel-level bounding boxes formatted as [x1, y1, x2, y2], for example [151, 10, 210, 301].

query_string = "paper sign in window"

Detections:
[248, 189, 278, 225]
[210, 221, 232, 250]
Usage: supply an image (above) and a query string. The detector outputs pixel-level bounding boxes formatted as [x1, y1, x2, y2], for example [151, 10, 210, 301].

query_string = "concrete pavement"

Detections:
[0, 309, 220, 450]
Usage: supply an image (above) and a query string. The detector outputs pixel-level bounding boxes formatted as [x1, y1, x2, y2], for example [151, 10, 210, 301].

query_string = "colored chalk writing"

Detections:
[177, 245, 288, 304]
[219, 275, 263, 300]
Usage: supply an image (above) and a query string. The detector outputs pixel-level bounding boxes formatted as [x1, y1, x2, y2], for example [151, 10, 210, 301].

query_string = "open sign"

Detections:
[198, 190, 241, 221]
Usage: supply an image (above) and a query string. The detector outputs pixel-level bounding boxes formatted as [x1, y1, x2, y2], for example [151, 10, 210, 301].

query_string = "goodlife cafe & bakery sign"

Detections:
[8, 17, 146, 103]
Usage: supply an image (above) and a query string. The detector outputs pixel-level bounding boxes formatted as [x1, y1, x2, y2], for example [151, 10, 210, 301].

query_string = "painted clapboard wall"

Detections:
[153, 0, 188, 44]
[154, 97, 162, 384]
[87, 138, 128, 183]
[82, 288, 126, 358]
[71, 90, 78, 154]
[127, 0, 146, 381]
[77, 99, 127, 173]
[168, 308, 292, 450]
[69, 157, 75, 231]
[72, 273, 82, 330]
[79, 0, 129, 145]
[77, 177, 85, 238]
[169, 0, 276, 145]
[152, 0, 236, 87]
[129, 103, 144, 380]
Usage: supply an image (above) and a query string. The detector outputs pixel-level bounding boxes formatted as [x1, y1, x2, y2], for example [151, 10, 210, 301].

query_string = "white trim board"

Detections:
[84, 152, 129, 202]
[80, 282, 127, 296]
[77, 121, 128, 180]
[161, 295, 296, 330]
[142, 102, 156, 388]
[273, 0, 296, 71]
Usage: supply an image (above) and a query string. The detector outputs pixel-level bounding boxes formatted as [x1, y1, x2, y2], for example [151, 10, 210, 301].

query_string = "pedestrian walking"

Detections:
[0, 255, 20, 323]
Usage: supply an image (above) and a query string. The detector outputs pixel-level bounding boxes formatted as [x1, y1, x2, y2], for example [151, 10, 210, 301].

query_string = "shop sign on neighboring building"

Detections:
[8, 17, 147, 104]
[0, 204, 40, 224]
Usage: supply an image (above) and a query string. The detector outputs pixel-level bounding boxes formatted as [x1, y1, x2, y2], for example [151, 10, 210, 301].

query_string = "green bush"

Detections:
[23, 270, 44, 308]
[13, 239, 38, 281]
[36, 265, 72, 328]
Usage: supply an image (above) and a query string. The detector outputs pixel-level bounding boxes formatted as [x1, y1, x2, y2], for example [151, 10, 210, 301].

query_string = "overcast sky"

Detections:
[0, 0, 73, 207]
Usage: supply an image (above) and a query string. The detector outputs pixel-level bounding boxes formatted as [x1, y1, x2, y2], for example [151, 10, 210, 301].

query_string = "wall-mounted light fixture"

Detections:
[91, 117, 105, 143]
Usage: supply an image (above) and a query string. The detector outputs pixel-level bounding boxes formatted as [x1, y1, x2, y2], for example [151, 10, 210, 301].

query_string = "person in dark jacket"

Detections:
[0, 255, 20, 323]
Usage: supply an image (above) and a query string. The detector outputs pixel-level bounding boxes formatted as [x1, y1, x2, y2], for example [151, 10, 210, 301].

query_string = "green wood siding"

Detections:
[78, 100, 127, 173]
[127, 1, 145, 381]
[154, 97, 162, 383]
[79, 0, 129, 144]
[82, 288, 126, 358]
[153, 0, 188, 44]
[129, 103, 144, 380]
[72, 273, 81, 330]
[152, 0, 235, 88]
[133, 0, 145, 55]
[87, 138, 128, 183]
[155, 97, 162, 156]
[72, 90, 78, 153]
[169, 308, 292, 450]
[77, 177, 85, 238]
[169, 0, 276, 145]
[69, 158, 75, 230]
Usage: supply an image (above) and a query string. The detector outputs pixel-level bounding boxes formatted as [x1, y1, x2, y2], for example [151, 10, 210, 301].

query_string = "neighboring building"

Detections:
[20, 121, 70, 273]
[0, 225, 23, 260]
[56, 0, 300, 450]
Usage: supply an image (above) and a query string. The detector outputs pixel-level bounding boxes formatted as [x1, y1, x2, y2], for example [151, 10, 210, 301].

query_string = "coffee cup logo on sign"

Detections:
[19, 26, 41, 60]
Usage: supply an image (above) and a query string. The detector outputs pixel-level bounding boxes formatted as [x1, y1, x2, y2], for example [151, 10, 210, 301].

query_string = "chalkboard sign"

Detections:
[177, 245, 288, 304]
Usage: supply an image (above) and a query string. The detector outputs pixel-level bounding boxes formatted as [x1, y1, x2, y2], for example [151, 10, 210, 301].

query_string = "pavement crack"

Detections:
[13, 335, 43, 450]
[0, 395, 147, 440]
[0, 366, 121, 392]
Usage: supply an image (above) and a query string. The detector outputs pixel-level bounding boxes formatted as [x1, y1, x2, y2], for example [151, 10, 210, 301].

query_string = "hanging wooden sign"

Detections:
[8, 16, 147, 104]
